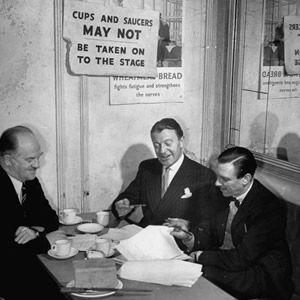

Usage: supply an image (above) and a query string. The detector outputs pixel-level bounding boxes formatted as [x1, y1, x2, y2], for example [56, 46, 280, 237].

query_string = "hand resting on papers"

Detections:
[164, 218, 193, 243]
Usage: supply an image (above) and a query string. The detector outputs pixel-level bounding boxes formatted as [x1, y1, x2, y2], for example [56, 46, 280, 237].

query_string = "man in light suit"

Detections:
[169, 147, 294, 300]
[111, 118, 224, 228]
[0, 125, 67, 299]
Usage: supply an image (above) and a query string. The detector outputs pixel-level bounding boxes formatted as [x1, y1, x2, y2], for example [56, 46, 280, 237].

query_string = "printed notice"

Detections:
[260, 15, 300, 98]
[63, 0, 159, 77]
[110, 68, 183, 104]
[284, 16, 300, 75]
[259, 66, 300, 99]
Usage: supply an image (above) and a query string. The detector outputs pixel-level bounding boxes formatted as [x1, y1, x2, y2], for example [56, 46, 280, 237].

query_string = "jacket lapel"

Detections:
[147, 160, 163, 212]
[231, 180, 259, 230]
[154, 156, 191, 214]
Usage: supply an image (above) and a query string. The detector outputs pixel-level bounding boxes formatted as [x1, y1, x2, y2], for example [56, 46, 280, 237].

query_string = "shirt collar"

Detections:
[166, 153, 184, 173]
[9, 175, 23, 199]
[235, 179, 254, 204]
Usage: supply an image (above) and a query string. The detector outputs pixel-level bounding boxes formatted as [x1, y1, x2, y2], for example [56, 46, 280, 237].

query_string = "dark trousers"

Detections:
[202, 265, 269, 300]
[1, 253, 67, 300]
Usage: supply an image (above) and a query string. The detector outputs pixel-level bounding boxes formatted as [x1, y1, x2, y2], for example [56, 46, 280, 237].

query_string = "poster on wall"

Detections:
[63, 0, 159, 77]
[259, 11, 300, 98]
[284, 16, 300, 75]
[110, 0, 184, 105]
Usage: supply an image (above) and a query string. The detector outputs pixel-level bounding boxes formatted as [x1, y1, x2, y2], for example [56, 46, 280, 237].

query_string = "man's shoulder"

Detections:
[249, 179, 282, 208]
[25, 177, 42, 189]
[182, 155, 214, 173]
[0, 165, 16, 191]
[139, 158, 160, 169]
[0, 164, 10, 178]
[252, 179, 277, 198]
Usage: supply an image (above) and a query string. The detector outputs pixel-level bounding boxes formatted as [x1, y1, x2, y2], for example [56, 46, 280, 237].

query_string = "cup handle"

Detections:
[51, 244, 57, 251]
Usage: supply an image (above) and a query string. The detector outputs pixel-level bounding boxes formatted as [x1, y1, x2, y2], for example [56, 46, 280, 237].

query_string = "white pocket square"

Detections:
[181, 188, 192, 199]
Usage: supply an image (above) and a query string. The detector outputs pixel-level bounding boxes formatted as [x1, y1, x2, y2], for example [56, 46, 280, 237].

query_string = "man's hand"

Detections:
[14, 226, 39, 244]
[164, 218, 193, 241]
[115, 198, 134, 217]
[45, 230, 68, 245]
[164, 218, 195, 251]
[163, 218, 190, 230]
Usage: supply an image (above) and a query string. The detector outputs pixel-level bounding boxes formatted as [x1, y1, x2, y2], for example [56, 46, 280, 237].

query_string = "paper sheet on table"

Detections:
[118, 260, 203, 287]
[115, 225, 190, 261]
[100, 224, 143, 241]
[70, 234, 97, 251]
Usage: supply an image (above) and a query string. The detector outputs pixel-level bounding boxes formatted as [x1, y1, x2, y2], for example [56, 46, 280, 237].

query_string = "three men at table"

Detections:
[112, 118, 224, 228]
[0, 125, 67, 299]
[1, 123, 293, 300]
[169, 146, 294, 300]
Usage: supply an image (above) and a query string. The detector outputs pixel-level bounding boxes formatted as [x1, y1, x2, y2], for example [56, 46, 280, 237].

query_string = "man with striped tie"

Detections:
[168, 147, 294, 300]
[111, 118, 223, 228]
[0, 125, 67, 299]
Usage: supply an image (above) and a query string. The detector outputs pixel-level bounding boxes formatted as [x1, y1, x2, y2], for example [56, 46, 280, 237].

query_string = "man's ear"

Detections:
[4, 154, 12, 167]
[179, 136, 184, 149]
[242, 173, 252, 185]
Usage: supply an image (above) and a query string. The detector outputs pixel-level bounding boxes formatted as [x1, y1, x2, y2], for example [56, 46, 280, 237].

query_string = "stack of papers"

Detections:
[115, 225, 190, 261]
[119, 260, 203, 287]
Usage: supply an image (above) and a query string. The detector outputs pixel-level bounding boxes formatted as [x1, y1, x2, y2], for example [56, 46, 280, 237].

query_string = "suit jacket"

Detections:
[192, 179, 294, 300]
[112, 155, 224, 228]
[0, 166, 61, 299]
[0, 166, 59, 257]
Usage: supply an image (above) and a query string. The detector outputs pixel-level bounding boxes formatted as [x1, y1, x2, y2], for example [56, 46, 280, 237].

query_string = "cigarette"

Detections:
[131, 204, 147, 207]
[172, 225, 193, 236]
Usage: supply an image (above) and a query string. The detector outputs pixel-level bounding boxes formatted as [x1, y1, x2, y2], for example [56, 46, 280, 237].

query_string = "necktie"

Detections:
[21, 182, 27, 205]
[161, 167, 170, 198]
[220, 197, 240, 249]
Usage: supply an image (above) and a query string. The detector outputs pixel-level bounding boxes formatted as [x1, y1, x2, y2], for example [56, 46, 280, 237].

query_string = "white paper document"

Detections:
[70, 234, 97, 251]
[118, 260, 203, 287]
[115, 225, 190, 261]
[99, 224, 143, 241]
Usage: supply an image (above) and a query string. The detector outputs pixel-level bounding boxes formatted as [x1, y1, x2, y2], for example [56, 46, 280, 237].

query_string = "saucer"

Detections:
[88, 249, 115, 258]
[60, 216, 83, 225]
[48, 247, 78, 259]
[105, 249, 115, 258]
[77, 223, 104, 234]
[66, 279, 123, 298]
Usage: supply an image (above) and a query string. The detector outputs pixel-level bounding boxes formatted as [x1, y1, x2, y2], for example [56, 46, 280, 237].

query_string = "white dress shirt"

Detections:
[163, 153, 184, 187]
[9, 175, 23, 204]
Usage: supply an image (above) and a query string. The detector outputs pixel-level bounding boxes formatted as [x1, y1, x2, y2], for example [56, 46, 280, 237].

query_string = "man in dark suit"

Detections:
[168, 146, 294, 300]
[0, 125, 67, 299]
[111, 118, 223, 228]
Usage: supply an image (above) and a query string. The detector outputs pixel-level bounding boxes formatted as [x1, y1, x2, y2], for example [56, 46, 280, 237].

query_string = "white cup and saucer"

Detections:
[59, 208, 82, 225]
[94, 238, 114, 257]
[48, 239, 78, 259]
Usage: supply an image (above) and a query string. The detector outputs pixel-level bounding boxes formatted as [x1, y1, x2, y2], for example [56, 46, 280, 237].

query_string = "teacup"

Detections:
[96, 210, 110, 227]
[95, 238, 111, 256]
[51, 239, 71, 256]
[61, 208, 77, 224]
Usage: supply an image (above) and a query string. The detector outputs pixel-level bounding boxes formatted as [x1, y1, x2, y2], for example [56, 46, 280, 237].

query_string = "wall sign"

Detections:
[63, 0, 159, 77]
[285, 16, 300, 75]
